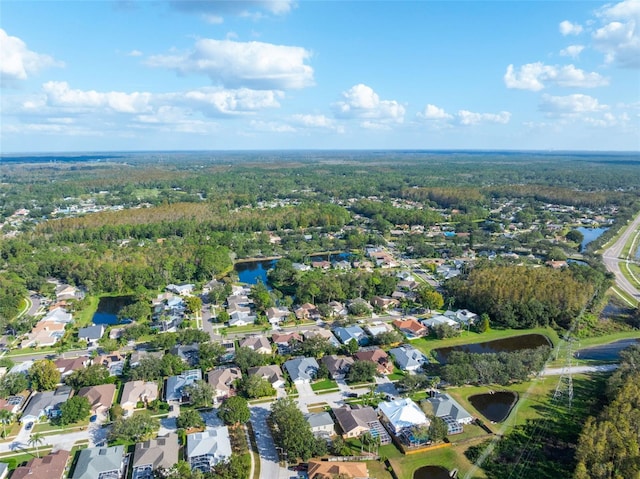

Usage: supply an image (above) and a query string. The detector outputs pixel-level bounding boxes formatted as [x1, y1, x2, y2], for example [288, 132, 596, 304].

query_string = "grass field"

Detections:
[311, 379, 338, 392]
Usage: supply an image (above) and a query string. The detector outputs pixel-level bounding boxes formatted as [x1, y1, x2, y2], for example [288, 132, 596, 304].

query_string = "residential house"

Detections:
[54, 356, 89, 378]
[247, 365, 285, 389]
[396, 279, 420, 291]
[165, 369, 202, 402]
[166, 283, 195, 296]
[303, 329, 340, 348]
[389, 346, 427, 373]
[371, 296, 399, 311]
[307, 460, 369, 479]
[377, 398, 429, 435]
[120, 381, 159, 416]
[0, 396, 25, 415]
[423, 392, 473, 435]
[21, 386, 72, 423]
[334, 326, 369, 346]
[328, 301, 348, 318]
[202, 279, 223, 295]
[354, 348, 394, 375]
[392, 318, 427, 339]
[171, 343, 200, 366]
[271, 332, 302, 353]
[239, 336, 272, 355]
[78, 324, 105, 346]
[20, 308, 72, 348]
[131, 434, 179, 479]
[187, 427, 232, 473]
[283, 357, 319, 384]
[305, 412, 335, 438]
[94, 352, 126, 376]
[420, 315, 459, 330]
[55, 284, 80, 302]
[129, 350, 163, 368]
[265, 307, 290, 326]
[365, 322, 393, 338]
[444, 309, 478, 328]
[228, 308, 256, 327]
[321, 355, 354, 380]
[311, 260, 331, 270]
[332, 405, 391, 444]
[0, 463, 6, 479]
[12, 450, 70, 479]
[77, 383, 116, 416]
[71, 445, 125, 479]
[294, 303, 321, 321]
[9, 361, 33, 376]
[207, 367, 242, 402]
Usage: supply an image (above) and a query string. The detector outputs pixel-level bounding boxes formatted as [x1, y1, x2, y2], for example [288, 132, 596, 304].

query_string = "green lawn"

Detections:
[33, 418, 90, 434]
[311, 379, 338, 392]
[74, 295, 100, 328]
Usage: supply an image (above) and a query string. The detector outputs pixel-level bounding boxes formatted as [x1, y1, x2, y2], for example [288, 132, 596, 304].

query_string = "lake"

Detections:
[235, 259, 277, 286]
[576, 226, 608, 252]
[234, 252, 352, 285]
[92, 295, 135, 325]
[575, 338, 640, 361]
[413, 465, 451, 479]
[434, 334, 552, 363]
[469, 391, 518, 423]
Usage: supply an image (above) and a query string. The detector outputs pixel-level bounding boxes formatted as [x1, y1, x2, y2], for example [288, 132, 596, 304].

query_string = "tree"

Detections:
[218, 396, 250, 426]
[65, 364, 111, 390]
[0, 410, 13, 438]
[28, 432, 44, 458]
[433, 323, 459, 339]
[109, 411, 159, 443]
[343, 339, 360, 355]
[176, 409, 204, 430]
[58, 396, 91, 425]
[249, 281, 274, 313]
[270, 397, 321, 461]
[184, 296, 202, 315]
[234, 347, 266, 373]
[29, 359, 60, 391]
[118, 301, 150, 322]
[198, 342, 226, 371]
[184, 380, 215, 408]
[477, 313, 491, 333]
[237, 375, 275, 399]
[346, 360, 377, 383]
[429, 416, 449, 443]
[565, 229, 584, 244]
[417, 287, 444, 311]
[0, 373, 28, 398]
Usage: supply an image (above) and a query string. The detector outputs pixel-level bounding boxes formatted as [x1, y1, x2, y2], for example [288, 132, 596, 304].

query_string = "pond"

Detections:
[434, 334, 552, 363]
[413, 465, 452, 479]
[575, 338, 640, 361]
[92, 295, 135, 325]
[469, 391, 518, 423]
[576, 226, 608, 252]
[234, 252, 353, 285]
[235, 259, 277, 286]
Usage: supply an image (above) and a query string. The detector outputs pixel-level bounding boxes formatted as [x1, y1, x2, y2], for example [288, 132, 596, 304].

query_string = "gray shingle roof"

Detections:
[72, 445, 124, 479]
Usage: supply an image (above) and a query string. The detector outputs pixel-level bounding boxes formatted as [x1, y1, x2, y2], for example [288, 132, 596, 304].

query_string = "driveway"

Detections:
[250, 404, 291, 479]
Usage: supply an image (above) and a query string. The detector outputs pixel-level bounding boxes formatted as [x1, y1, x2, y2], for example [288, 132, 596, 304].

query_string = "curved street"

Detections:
[602, 212, 640, 305]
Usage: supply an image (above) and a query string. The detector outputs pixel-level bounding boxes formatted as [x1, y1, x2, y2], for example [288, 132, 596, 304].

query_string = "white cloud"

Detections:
[583, 112, 630, 127]
[504, 62, 609, 91]
[147, 38, 314, 90]
[539, 93, 608, 115]
[204, 15, 224, 24]
[457, 110, 511, 125]
[416, 104, 453, 120]
[249, 120, 296, 133]
[559, 20, 584, 36]
[180, 88, 283, 115]
[559, 45, 585, 58]
[291, 114, 343, 132]
[42, 81, 154, 113]
[0, 29, 63, 86]
[169, 0, 295, 19]
[127, 50, 143, 57]
[333, 84, 405, 122]
[591, 0, 640, 68]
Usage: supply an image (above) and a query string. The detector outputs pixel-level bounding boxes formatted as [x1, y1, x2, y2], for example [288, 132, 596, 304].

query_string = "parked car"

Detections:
[25, 422, 33, 431]
[90, 415, 98, 423]
[345, 392, 358, 398]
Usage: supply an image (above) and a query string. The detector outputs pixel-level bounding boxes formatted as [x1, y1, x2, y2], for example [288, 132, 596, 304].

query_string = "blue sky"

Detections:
[1, 0, 639, 152]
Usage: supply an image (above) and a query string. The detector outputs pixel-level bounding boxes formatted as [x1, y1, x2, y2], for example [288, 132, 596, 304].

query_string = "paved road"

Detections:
[540, 363, 619, 376]
[602, 212, 640, 304]
[250, 405, 291, 479]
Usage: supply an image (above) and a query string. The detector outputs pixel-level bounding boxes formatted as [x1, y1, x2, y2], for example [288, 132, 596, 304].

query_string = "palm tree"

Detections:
[28, 432, 45, 458]
[0, 410, 12, 438]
